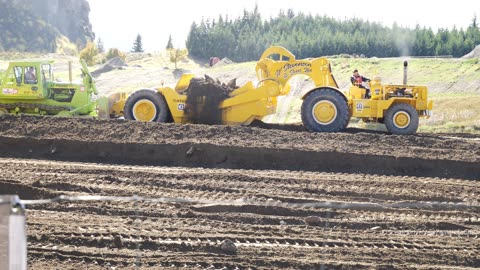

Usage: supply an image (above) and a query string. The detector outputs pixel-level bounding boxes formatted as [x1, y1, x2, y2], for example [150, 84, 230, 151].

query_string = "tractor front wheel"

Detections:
[384, 103, 419, 135]
[124, 90, 169, 122]
[301, 89, 350, 132]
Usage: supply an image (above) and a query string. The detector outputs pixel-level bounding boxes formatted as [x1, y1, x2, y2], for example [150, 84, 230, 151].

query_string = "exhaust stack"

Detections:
[403, 61, 408, 85]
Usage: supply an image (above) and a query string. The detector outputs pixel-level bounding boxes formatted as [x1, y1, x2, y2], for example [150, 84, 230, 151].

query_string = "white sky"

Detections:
[88, 0, 479, 52]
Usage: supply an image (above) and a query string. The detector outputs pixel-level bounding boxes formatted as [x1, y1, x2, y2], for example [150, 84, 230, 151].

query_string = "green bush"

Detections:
[465, 58, 479, 65]
[79, 42, 98, 66]
[97, 54, 107, 64]
[55, 36, 78, 56]
[106, 48, 126, 61]
[169, 48, 188, 69]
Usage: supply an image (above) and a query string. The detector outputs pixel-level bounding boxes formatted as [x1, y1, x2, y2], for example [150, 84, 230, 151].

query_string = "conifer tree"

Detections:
[166, 35, 173, 50]
[185, 9, 480, 61]
[131, 34, 144, 53]
[97, 37, 104, 53]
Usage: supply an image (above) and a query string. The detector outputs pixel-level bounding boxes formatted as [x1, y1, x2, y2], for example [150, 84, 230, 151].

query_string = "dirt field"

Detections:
[0, 115, 479, 269]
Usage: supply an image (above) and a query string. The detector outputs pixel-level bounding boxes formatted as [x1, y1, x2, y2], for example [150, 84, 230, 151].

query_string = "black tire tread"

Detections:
[384, 103, 419, 135]
[123, 89, 169, 122]
[301, 88, 350, 132]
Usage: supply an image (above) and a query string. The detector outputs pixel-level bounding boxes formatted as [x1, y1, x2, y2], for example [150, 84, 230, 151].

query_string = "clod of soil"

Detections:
[219, 239, 237, 254]
[305, 216, 322, 226]
[113, 235, 123, 248]
[184, 75, 238, 124]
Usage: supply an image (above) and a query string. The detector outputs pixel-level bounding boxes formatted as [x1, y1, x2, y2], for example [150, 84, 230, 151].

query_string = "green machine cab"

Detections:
[0, 60, 101, 116]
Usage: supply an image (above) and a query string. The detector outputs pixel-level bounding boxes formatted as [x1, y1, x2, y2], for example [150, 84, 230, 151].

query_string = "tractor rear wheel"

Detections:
[384, 103, 419, 135]
[301, 89, 350, 132]
[124, 89, 169, 122]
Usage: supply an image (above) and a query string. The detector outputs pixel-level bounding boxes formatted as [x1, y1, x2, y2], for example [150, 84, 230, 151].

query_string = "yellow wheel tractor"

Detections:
[109, 46, 432, 135]
[343, 61, 433, 134]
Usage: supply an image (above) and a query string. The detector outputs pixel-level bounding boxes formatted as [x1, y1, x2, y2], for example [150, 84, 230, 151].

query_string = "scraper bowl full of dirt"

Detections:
[184, 75, 237, 125]
[113, 71, 273, 126]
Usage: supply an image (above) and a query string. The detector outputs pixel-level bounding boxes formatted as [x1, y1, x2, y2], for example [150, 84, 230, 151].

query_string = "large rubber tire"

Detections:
[124, 89, 169, 122]
[384, 103, 419, 135]
[301, 88, 350, 132]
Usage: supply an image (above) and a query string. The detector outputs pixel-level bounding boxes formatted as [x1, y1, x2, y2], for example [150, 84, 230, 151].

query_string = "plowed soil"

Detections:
[0, 115, 479, 269]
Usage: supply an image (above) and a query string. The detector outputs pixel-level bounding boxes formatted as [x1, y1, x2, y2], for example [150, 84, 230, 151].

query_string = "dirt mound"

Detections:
[0, 115, 478, 162]
[0, 115, 479, 179]
[250, 120, 307, 132]
[213, 57, 235, 67]
[462, 45, 480, 59]
[106, 57, 127, 67]
[91, 57, 127, 78]
[184, 75, 238, 124]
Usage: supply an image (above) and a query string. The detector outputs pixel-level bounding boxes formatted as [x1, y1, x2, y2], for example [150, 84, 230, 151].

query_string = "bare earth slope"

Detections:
[0, 115, 479, 179]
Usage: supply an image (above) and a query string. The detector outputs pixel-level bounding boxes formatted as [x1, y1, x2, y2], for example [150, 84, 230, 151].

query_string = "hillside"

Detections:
[0, 0, 93, 52]
[28, 0, 94, 46]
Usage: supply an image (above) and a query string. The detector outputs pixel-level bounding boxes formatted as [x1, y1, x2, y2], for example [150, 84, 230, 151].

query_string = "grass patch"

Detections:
[269, 92, 480, 134]
[0, 52, 44, 61]
[330, 57, 480, 92]
[419, 93, 480, 133]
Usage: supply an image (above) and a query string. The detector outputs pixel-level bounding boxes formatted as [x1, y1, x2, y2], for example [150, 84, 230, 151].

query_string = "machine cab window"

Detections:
[267, 53, 290, 61]
[24, 66, 38, 84]
[41, 64, 52, 81]
[13, 66, 23, 84]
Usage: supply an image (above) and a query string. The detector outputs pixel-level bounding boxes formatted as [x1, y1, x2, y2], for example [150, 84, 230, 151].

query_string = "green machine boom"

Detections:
[0, 60, 104, 117]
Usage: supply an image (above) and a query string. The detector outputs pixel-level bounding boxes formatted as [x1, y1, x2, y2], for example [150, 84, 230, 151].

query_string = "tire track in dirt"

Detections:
[1, 112, 479, 269]
[1, 158, 478, 269]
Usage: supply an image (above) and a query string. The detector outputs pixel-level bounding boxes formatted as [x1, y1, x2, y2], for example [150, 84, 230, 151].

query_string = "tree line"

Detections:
[186, 7, 480, 62]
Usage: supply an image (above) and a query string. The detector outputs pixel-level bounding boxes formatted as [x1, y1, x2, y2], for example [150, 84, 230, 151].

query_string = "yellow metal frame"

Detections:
[347, 83, 433, 119]
[255, 46, 338, 93]
[158, 77, 279, 125]
[111, 46, 341, 125]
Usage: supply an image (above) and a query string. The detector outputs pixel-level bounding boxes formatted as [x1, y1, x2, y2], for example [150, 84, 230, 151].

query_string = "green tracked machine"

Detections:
[0, 60, 106, 117]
